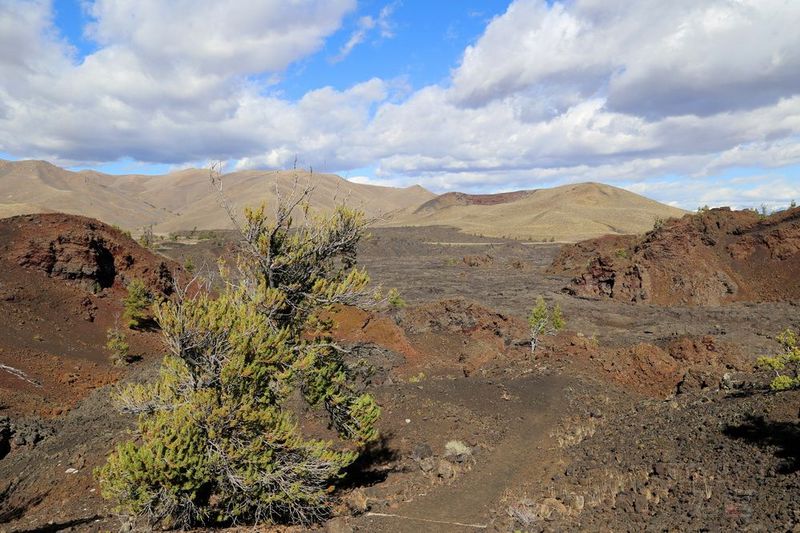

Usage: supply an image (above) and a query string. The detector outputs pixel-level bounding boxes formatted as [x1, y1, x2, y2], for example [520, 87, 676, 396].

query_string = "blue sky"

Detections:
[1, 0, 799, 209]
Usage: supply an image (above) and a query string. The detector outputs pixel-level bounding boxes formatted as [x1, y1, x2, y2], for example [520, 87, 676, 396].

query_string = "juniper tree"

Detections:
[97, 177, 380, 528]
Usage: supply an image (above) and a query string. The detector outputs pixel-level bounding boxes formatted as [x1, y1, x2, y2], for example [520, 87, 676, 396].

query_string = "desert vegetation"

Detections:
[105, 325, 130, 366]
[528, 296, 564, 354]
[757, 329, 800, 391]
[95, 183, 381, 528]
[122, 279, 154, 329]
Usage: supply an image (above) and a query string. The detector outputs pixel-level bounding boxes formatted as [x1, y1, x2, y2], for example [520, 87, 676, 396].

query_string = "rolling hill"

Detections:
[381, 183, 687, 241]
[0, 160, 685, 241]
[0, 160, 435, 233]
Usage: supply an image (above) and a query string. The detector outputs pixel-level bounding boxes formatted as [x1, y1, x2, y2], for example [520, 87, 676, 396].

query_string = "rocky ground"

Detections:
[1, 213, 798, 532]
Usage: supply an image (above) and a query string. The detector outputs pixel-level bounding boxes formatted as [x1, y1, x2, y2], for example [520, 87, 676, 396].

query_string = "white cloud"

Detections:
[0, 0, 798, 211]
[449, 0, 800, 117]
[624, 175, 800, 211]
[87, 0, 355, 76]
[332, 3, 396, 62]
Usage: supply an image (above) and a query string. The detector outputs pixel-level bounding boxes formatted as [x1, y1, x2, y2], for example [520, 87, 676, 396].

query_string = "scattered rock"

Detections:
[411, 442, 433, 462]
[344, 489, 369, 514]
[436, 459, 456, 479]
[326, 517, 353, 533]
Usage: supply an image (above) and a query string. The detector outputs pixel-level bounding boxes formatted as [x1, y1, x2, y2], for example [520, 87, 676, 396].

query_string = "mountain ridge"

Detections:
[1, 159, 685, 241]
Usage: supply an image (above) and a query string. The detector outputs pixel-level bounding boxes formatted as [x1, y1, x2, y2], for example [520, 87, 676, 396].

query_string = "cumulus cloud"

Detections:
[625, 174, 800, 211]
[86, 0, 356, 76]
[450, 0, 800, 118]
[0, 0, 798, 210]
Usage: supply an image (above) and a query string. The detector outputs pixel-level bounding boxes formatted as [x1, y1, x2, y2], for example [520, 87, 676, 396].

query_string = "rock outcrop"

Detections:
[551, 207, 800, 305]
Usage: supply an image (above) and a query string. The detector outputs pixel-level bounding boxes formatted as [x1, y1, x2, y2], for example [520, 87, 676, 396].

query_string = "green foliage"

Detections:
[791, 199, 797, 209]
[387, 288, 406, 309]
[756, 328, 800, 391]
[97, 190, 381, 528]
[528, 296, 565, 354]
[123, 279, 153, 329]
[697, 204, 710, 213]
[408, 372, 426, 384]
[614, 248, 629, 259]
[106, 327, 130, 366]
[183, 257, 195, 274]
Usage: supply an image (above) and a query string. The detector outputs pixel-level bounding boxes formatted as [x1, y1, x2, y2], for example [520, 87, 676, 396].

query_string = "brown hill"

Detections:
[553, 207, 800, 305]
[1, 160, 686, 241]
[0, 160, 165, 228]
[0, 213, 179, 416]
[382, 182, 686, 241]
[0, 160, 435, 233]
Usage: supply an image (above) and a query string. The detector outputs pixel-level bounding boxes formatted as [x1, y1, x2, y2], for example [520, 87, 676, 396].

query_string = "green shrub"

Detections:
[387, 288, 406, 309]
[528, 296, 565, 354]
[757, 329, 800, 391]
[123, 279, 153, 329]
[97, 189, 380, 528]
[106, 327, 130, 366]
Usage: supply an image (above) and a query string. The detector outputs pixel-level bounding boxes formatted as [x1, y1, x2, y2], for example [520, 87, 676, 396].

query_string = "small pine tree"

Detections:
[123, 279, 153, 329]
[106, 326, 130, 366]
[791, 199, 797, 209]
[387, 287, 406, 308]
[757, 329, 800, 391]
[97, 180, 380, 528]
[528, 296, 565, 354]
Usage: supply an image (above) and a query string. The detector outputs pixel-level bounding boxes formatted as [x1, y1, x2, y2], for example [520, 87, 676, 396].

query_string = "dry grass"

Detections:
[381, 182, 687, 242]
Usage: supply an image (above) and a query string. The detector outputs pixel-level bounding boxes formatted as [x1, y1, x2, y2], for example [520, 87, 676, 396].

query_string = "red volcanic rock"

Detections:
[4, 213, 176, 295]
[551, 207, 800, 305]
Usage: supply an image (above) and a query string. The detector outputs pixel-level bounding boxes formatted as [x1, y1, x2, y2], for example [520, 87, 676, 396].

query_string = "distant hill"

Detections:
[0, 160, 435, 233]
[0, 160, 685, 241]
[381, 182, 687, 241]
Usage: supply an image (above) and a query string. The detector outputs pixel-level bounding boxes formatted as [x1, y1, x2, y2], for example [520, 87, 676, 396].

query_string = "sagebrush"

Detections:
[757, 328, 800, 391]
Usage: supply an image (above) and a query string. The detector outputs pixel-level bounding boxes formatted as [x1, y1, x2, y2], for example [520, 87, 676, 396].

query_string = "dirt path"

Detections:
[356, 374, 568, 532]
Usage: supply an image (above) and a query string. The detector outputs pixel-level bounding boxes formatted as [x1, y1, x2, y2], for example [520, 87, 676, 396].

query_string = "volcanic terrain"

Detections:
[0, 205, 797, 531]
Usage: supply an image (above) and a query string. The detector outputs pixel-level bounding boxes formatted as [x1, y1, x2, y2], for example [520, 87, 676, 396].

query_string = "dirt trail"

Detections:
[357, 375, 568, 532]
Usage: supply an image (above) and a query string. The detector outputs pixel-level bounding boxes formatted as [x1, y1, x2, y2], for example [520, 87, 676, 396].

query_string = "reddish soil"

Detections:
[0, 214, 178, 416]
[413, 190, 533, 214]
[1, 221, 799, 532]
[553, 207, 800, 305]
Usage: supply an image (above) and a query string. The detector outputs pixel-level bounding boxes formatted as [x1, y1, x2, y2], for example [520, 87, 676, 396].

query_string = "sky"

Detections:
[0, 0, 799, 210]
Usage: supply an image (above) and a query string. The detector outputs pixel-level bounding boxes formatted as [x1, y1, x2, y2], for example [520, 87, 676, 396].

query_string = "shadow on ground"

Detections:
[724, 414, 800, 473]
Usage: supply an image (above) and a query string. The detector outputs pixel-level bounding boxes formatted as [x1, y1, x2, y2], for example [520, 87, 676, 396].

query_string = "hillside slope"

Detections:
[0, 160, 435, 233]
[0, 160, 165, 228]
[1, 160, 686, 241]
[382, 182, 686, 241]
[553, 206, 800, 305]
